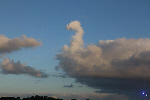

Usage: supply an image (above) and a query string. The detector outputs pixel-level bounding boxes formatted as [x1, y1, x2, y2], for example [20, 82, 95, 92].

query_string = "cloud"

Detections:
[52, 74, 66, 78]
[54, 66, 60, 71]
[0, 34, 41, 54]
[56, 20, 150, 99]
[52, 72, 67, 78]
[63, 84, 74, 88]
[0, 58, 48, 78]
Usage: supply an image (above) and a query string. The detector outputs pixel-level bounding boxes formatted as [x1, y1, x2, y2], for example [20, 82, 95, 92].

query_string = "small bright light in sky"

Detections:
[142, 92, 148, 97]
[146, 94, 148, 96]
[143, 92, 145, 95]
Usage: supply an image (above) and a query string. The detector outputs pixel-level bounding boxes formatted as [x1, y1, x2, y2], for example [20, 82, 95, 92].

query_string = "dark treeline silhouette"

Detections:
[0, 95, 90, 100]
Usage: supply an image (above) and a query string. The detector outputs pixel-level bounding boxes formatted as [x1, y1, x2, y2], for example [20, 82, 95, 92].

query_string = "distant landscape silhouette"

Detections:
[0, 95, 90, 100]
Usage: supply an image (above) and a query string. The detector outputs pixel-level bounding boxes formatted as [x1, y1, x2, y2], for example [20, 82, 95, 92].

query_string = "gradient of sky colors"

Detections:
[0, 0, 150, 100]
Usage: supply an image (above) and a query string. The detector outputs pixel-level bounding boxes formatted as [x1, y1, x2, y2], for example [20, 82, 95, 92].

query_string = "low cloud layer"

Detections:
[0, 58, 48, 78]
[56, 20, 150, 99]
[0, 34, 41, 54]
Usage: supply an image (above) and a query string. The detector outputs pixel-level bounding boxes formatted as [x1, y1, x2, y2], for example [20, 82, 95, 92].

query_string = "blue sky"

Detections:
[0, 0, 150, 100]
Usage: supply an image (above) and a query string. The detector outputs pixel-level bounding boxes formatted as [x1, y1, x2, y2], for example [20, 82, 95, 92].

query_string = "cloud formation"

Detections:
[56, 20, 150, 99]
[0, 58, 48, 78]
[63, 84, 74, 88]
[53, 74, 66, 78]
[0, 34, 41, 54]
[0, 34, 47, 78]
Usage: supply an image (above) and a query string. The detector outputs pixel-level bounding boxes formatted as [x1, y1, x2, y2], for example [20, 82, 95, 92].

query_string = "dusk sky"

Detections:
[0, 0, 150, 100]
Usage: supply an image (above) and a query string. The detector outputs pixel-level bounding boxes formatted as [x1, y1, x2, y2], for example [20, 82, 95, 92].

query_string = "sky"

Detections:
[0, 0, 150, 100]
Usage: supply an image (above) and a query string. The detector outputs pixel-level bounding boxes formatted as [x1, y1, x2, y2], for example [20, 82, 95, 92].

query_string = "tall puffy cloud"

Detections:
[0, 34, 41, 54]
[56, 21, 150, 99]
[0, 58, 48, 78]
[63, 20, 84, 54]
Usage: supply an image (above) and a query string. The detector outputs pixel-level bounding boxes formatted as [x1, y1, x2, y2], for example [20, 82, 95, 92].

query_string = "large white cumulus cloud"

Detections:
[56, 20, 150, 79]
[56, 20, 150, 99]
[0, 58, 48, 78]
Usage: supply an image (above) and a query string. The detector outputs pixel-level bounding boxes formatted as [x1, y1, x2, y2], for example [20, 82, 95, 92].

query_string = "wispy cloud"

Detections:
[0, 58, 48, 78]
[0, 34, 48, 78]
[0, 34, 41, 54]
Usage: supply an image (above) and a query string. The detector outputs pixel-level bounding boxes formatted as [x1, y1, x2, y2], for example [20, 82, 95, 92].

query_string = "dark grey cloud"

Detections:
[52, 73, 66, 78]
[56, 21, 150, 100]
[53, 74, 66, 78]
[54, 66, 60, 71]
[63, 84, 74, 88]
[0, 58, 48, 78]
[0, 34, 41, 54]
[58, 75, 66, 78]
